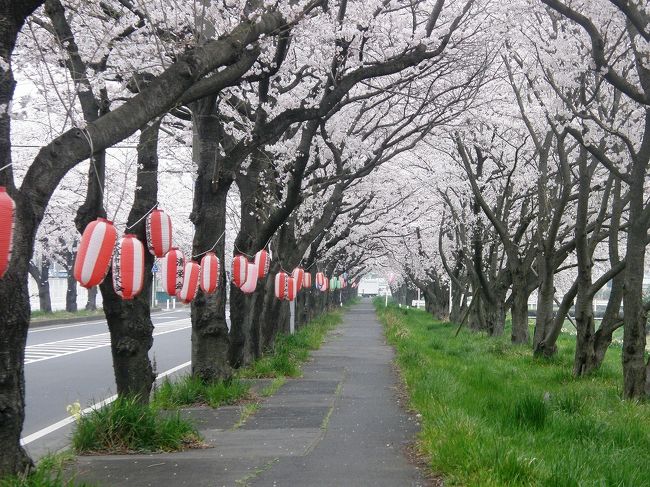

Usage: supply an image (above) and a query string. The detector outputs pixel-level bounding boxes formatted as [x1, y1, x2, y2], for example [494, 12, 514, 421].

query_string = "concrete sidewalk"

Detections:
[70, 301, 425, 486]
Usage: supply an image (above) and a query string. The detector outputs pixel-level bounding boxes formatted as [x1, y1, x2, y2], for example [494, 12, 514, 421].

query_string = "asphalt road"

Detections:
[22, 308, 195, 460]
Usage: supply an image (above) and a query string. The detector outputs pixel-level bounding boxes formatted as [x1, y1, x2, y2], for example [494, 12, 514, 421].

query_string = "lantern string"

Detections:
[304, 260, 318, 270]
[80, 128, 105, 207]
[192, 230, 226, 258]
[0, 162, 13, 172]
[233, 243, 255, 259]
[262, 234, 273, 251]
[126, 202, 159, 230]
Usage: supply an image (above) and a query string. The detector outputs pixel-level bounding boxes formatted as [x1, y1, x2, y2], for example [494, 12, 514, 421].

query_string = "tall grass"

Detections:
[72, 396, 200, 454]
[152, 376, 250, 409]
[377, 304, 650, 486]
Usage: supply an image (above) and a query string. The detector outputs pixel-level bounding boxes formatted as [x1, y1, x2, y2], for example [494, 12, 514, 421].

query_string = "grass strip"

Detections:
[30, 309, 104, 322]
[376, 303, 650, 486]
[239, 309, 343, 378]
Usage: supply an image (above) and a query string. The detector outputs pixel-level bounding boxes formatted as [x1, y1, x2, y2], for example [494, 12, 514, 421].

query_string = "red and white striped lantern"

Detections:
[200, 252, 219, 294]
[177, 261, 200, 303]
[287, 277, 297, 302]
[254, 249, 270, 279]
[323, 277, 329, 292]
[275, 272, 289, 300]
[303, 272, 312, 289]
[161, 248, 185, 296]
[240, 263, 258, 294]
[0, 187, 15, 279]
[145, 209, 172, 257]
[315, 272, 327, 291]
[73, 218, 118, 288]
[292, 267, 305, 292]
[232, 255, 248, 288]
[112, 235, 145, 300]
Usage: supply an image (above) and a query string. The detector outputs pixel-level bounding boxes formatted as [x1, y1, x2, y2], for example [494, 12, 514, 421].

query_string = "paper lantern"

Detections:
[292, 267, 305, 292]
[145, 209, 172, 257]
[254, 249, 270, 279]
[340, 276, 346, 289]
[315, 272, 327, 291]
[303, 272, 312, 289]
[240, 263, 258, 294]
[112, 234, 145, 300]
[177, 261, 200, 303]
[275, 272, 289, 300]
[330, 277, 337, 290]
[287, 277, 297, 302]
[161, 248, 184, 296]
[0, 187, 15, 279]
[200, 252, 219, 294]
[73, 217, 118, 288]
[232, 255, 248, 288]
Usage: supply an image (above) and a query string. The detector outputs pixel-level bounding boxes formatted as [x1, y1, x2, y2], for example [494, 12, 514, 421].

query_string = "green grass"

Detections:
[152, 376, 250, 409]
[260, 377, 287, 397]
[72, 396, 200, 454]
[0, 453, 92, 487]
[376, 303, 650, 487]
[239, 310, 343, 378]
[30, 309, 104, 322]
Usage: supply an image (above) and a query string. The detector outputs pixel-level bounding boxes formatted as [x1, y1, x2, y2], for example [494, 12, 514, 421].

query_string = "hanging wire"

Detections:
[233, 242, 255, 259]
[125, 202, 159, 230]
[304, 260, 318, 270]
[80, 128, 104, 207]
[192, 230, 226, 259]
[0, 162, 13, 172]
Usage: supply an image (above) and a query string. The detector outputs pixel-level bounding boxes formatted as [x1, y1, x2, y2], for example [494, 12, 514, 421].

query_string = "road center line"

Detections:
[20, 360, 192, 446]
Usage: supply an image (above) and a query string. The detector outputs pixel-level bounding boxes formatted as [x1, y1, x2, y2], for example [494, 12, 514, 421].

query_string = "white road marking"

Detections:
[28, 310, 187, 333]
[20, 361, 192, 446]
[25, 318, 191, 364]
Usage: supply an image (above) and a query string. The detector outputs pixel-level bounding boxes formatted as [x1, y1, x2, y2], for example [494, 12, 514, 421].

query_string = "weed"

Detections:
[152, 376, 249, 409]
[72, 395, 200, 453]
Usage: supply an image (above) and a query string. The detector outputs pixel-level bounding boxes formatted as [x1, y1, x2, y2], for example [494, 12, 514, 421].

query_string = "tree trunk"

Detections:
[96, 121, 161, 401]
[510, 273, 530, 344]
[533, 253, 555, 350]
[189, 97, 232, 381]
[64, 248, 77, 312]
[85, 286, 98, 311]
[0, 2, 44, 472]
[572, 152, 597, 376]
[29, 257, 52, 313]
[622, 162, 648, 398]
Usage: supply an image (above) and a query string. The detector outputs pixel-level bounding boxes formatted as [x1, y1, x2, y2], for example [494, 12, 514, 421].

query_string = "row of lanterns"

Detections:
[0, 198, 353, 301]
[43, 210, 347, 304]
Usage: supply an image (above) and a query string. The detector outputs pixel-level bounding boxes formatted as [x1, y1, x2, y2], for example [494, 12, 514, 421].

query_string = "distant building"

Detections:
[358, 273, 391, 297]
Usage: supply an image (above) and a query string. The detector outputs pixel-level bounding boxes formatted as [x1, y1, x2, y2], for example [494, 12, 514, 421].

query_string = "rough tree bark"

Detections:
[189, 97, 232, 381]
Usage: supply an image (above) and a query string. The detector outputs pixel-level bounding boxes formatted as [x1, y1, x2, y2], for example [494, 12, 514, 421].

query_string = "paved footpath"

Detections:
[71, 302, 425, 486]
